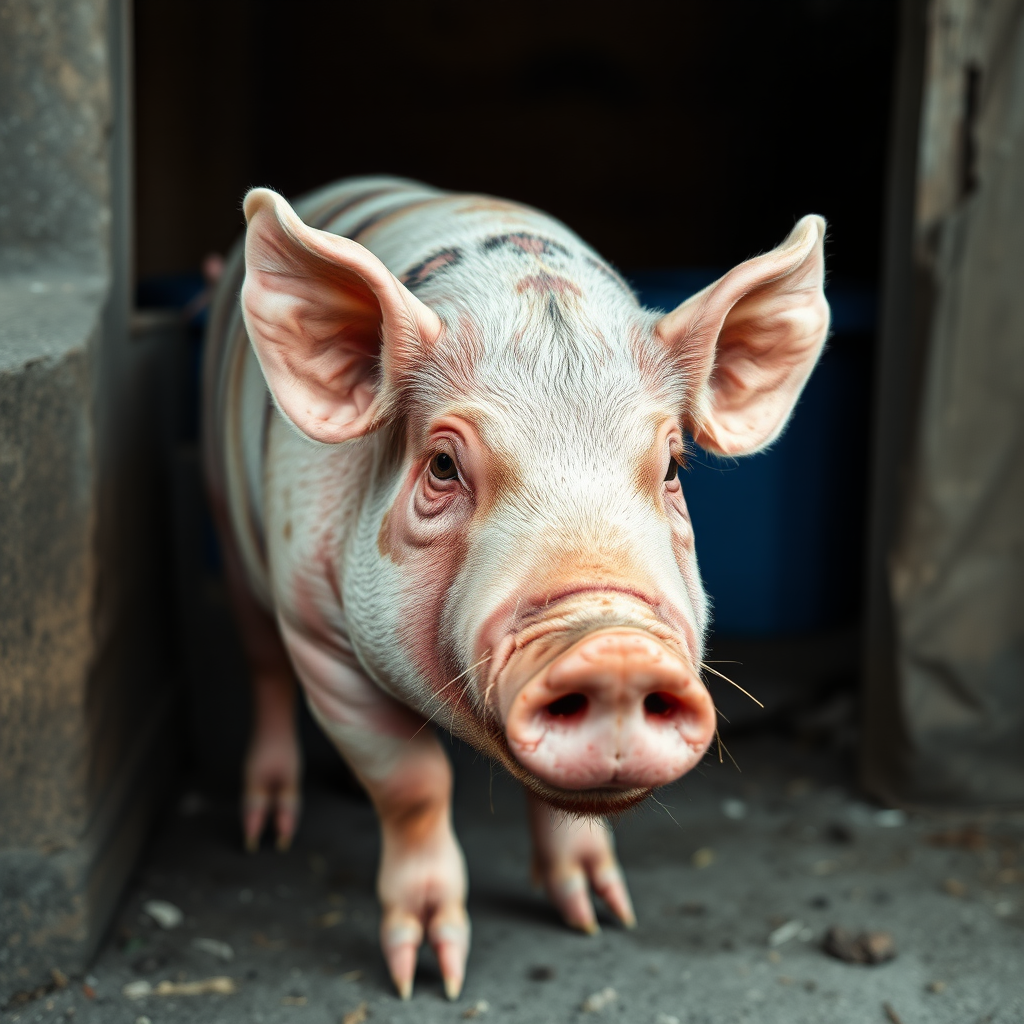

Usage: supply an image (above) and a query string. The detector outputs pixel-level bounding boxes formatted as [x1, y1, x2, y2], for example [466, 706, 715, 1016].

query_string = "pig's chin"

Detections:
[516, 771, 654, 816]
[487, 726, 655, 816]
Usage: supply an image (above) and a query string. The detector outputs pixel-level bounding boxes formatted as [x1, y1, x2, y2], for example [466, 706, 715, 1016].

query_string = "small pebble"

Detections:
[528, 965, 554, 981]
[942, 878, 967, 898]
[340, 969, 363, 982]
[342, 1001, 368, 1024]
[192, 937, 234, 961]
[927, 980, 947, 993]
[123, 980, 153, 1000]
[51, 968, 69, 989]
[768, 919, 803, 947]
[875, 809, 906, 828]
[581, 987, 617, 1012]
[656, 1015, 680, 1024]
[872, 811, 905, 827]
[883, 1002, 904, 1024]
[826, 823, 855, 844]
[462, 999, 490, 1018]
[823, 926, 897, 965]
[136, 1018, 152, 1024]
[142, 899, 184, 929]
[691, 847, 715, 869]
[722, 798, 747, 819]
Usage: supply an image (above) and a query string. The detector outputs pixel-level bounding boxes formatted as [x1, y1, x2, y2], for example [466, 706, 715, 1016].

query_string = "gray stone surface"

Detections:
[3, 736, 1020, 1023]
[0, 281, 100, 852]
[0, 275, 106, 372]
[0, 0, 178, 1004]
[0, 0, 111, 275]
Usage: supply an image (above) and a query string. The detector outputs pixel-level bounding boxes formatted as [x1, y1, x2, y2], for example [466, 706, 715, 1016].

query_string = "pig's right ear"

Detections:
[654, 215, 829, 457]
[240, 188, 443, 444]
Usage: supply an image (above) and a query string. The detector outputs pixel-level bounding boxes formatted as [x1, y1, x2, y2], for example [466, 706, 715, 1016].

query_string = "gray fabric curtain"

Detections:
[865, 0, 1024, 807]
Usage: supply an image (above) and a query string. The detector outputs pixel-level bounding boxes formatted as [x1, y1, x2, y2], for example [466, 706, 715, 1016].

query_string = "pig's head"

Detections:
[241, 188, 830, 814]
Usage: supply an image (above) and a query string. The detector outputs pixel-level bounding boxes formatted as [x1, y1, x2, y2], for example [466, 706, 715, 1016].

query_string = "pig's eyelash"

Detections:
[674, 439, 693, 472]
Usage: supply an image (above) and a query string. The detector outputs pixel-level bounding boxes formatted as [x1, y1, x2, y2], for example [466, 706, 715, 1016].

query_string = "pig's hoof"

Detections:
[529, 802, 637, 934]
[242, 733, 302, 852]
[381, 905, 470, 1002]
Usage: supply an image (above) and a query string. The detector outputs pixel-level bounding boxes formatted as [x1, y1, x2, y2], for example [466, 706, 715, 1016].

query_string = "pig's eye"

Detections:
[664, 457, 679, 482]
[429, 451, 459, 481]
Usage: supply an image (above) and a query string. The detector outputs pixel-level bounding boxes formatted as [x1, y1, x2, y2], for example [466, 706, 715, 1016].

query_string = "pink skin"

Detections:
[243, 410, 707, 996]
[225, 188, 829, 1002]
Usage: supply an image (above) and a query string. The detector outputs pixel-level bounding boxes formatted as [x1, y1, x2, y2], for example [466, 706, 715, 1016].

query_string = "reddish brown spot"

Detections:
[516, 272, 582, 298]
[401, 248, 462, 290]
[377, 507, 397, 562]
[283, 520, 292, 541]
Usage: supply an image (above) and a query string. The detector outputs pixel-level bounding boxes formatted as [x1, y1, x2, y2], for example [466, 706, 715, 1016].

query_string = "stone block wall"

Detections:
[0, 0, 178, 1004]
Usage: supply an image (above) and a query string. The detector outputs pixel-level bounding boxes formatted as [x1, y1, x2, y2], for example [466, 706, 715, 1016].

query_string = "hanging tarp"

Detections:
[865, 0, 1024, 807]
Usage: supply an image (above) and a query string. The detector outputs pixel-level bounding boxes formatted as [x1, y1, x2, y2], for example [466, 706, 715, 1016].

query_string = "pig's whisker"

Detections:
[649, 793, 680, 828]
[411, 653, 492, 740]
[701, 663, 764, 709]
[715, 727, 741, 772]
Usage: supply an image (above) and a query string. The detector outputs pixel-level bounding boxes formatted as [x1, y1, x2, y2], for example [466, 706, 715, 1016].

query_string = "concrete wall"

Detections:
[0, 0, 178, 1004]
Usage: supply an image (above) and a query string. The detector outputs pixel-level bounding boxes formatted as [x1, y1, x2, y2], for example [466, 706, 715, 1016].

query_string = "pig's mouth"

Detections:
[490, 734, 656, 815]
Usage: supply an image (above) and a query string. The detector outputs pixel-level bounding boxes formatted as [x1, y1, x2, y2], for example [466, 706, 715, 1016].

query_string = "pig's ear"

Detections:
[655, 215, 829, 457]
[240, 188, 443, 444]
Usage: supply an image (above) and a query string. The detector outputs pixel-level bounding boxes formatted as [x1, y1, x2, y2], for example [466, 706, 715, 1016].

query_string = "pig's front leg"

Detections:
[281, 622, 469, 1001]
[527, 792, 636, 934]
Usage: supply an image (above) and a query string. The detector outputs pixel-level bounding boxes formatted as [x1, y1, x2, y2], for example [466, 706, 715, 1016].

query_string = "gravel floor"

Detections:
[4, 734, 1023, 1024]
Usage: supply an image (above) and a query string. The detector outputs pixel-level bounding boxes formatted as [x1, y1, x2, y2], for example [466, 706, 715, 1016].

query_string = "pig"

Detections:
[202, 176, 829, 1000]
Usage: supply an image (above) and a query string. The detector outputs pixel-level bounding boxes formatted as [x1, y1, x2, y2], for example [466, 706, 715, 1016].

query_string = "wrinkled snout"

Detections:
[503, 629, 717, 791]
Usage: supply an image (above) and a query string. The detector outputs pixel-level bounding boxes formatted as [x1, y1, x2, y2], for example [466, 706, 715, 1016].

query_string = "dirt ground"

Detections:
[4, 734, 1023, 1024]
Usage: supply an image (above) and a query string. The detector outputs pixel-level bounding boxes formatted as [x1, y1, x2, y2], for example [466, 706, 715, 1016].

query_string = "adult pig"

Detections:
[202, 177, 829, 1000]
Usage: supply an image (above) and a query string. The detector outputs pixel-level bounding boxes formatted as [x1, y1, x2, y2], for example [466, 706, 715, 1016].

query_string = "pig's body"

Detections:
[203, 176, 830, 1001]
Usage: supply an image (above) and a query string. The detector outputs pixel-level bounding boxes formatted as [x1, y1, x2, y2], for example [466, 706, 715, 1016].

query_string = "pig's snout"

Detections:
[503, 629, 716, 792]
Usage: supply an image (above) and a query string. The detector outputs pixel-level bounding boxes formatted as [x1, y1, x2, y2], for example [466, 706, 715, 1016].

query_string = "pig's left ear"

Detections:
[240, 188, 443, 444]
[655, 215, 829, 456]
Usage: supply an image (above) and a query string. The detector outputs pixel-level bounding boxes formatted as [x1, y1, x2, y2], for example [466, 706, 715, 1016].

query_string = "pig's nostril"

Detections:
[643, 691, 680, 717]
[546, 693, 588, 718]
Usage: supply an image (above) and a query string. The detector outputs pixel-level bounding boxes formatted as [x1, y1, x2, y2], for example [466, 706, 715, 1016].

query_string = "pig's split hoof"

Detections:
[382, 911, 469, 1002]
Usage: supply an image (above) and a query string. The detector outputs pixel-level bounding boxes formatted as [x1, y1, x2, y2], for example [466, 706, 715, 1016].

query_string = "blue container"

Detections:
[631, 270, 875, 636]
